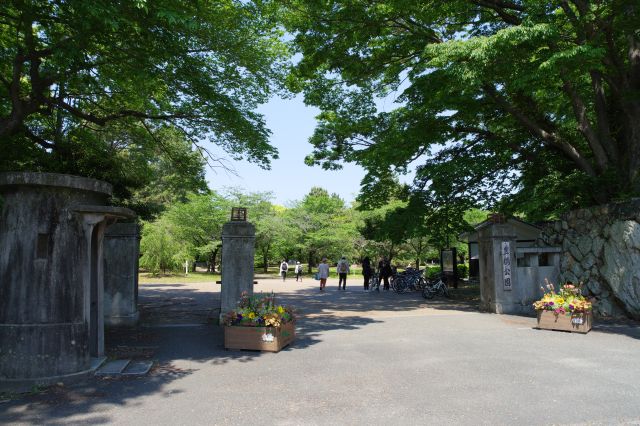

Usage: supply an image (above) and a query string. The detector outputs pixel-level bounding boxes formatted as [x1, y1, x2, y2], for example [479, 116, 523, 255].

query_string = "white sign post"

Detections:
[502, 241, 512, 291]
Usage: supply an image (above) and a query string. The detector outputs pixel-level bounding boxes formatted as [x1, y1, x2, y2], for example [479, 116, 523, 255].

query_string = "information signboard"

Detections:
[442, 250, 454, 272]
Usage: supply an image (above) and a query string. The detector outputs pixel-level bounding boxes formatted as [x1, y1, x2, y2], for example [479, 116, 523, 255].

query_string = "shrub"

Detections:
[457, 264, 469, 279]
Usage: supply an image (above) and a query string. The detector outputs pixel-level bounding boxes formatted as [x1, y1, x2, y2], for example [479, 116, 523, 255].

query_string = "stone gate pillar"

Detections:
[104, 223, 140, 326]
[219, 214, 255, 321]
[478, 222, 519, 314]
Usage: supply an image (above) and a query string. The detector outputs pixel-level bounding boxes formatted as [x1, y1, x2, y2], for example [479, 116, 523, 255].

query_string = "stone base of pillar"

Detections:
[104, 311, 140, 327]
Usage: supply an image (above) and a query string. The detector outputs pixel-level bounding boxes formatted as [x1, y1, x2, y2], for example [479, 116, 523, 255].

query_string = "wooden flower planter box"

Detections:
[536, 311, 592, 334]
[224, 322, 295, 352]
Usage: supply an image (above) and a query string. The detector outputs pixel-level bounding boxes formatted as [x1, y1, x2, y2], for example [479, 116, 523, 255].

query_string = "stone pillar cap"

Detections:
[0, 172, 112, 196]
[71, 204, 136, 219]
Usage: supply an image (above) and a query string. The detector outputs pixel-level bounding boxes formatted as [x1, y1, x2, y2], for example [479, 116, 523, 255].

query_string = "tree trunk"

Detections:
[307, 252, 314, 274]
[263, 251, 268, 273]
[210, 247, 219, 273]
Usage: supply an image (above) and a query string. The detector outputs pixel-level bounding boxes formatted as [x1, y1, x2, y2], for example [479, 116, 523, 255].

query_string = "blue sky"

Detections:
[206, 94, 367, 206]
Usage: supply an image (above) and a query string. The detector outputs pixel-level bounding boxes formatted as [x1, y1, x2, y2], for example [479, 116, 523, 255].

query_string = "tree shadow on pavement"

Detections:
[591, 318, 640, 340]
[0, 278, 488, 423]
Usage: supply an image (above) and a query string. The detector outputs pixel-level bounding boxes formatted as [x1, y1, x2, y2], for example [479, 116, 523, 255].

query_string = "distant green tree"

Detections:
[358, 198, 407, 263]
[139, 218, 182, 275]
[255, 210, 289, 272]
[288, 187, 357, 272]
[162, 192, 231, 273]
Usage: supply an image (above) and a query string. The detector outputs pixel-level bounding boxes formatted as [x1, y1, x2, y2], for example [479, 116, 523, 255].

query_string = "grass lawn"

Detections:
[138, 265, 369, 284]
[138, 271, 220, 284]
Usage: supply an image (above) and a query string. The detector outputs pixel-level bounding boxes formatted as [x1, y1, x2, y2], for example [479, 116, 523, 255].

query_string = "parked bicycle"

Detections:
[422, 275, 450, 299]
[392, 268, 426, 294]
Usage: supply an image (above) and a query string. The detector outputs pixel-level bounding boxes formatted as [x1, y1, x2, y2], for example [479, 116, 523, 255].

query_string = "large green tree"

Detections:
[283, 0, 640, 221]
[288, 187, 358, 271]
[1, 0, 288, 193]
[162, 192, 231, 272]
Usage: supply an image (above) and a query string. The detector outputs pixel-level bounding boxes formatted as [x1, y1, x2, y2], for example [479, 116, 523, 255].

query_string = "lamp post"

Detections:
[230, 207, 247, 222]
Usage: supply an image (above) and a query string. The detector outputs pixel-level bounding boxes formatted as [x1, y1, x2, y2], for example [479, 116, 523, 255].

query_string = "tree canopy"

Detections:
[282, 0, 640, 221]
[1, 0, 288, 205]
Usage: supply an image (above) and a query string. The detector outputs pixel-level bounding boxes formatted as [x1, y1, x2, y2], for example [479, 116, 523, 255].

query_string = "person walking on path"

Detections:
[336, 256, 350, 290]
[280, 260, 289, 282]
[361, 257, 372, 290]
[317, 257, 329, 291]
[378, 257, 392, 291]
[295, 261, 303, 282]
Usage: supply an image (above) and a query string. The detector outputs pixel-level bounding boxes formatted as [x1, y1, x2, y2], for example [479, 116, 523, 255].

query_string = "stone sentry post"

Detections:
[219, 207, 255, 322]
[477, 218, 519, 314]
[0, 172, 134, 391]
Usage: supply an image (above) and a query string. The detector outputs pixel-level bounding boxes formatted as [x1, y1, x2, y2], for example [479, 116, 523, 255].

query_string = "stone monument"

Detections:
[219, 207, 255, 322]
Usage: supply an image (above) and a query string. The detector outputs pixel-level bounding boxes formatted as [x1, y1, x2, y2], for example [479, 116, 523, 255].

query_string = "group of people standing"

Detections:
[280, 256, 393, 292]
[361, 257, 393, 291]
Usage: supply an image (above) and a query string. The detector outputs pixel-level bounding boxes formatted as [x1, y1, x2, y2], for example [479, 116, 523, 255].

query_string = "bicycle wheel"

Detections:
[442, 284, 450, 298]
[422, 286, 435, 299]
[393, 277, 407, 294]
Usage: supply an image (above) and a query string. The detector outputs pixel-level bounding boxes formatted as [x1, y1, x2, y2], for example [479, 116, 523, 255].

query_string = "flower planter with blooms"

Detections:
[533, 280, 593, 333]
[223, 292, 297, 352]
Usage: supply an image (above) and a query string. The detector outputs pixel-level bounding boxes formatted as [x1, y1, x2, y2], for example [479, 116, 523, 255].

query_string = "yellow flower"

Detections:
[247, 312, 256, 320]
[556, 297, 565, 305]
[276, 306, 285, 314]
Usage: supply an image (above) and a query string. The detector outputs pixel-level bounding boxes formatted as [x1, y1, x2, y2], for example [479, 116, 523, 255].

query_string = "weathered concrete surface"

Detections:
[104, 223, 140, 326]
[478, 223, 520, 314]
[219, 221, 255, 320]
[0, 172, 133, 391]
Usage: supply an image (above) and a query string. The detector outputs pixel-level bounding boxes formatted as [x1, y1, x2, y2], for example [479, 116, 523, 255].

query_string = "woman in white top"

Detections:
[317, 257, 330, 291]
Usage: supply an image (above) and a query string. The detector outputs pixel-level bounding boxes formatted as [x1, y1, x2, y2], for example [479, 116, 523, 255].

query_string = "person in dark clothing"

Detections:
[361, 257, 373, 290]
[378, 257, 392, 291]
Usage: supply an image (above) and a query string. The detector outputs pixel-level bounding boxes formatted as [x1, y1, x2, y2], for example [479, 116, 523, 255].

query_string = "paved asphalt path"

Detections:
[2, 274, 640, 425]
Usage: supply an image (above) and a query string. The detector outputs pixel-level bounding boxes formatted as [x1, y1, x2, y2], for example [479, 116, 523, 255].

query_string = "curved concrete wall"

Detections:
[0, 172, 129, 388]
